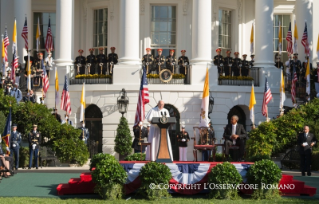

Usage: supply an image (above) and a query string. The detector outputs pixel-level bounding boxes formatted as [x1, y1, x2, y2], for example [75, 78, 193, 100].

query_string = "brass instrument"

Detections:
[184, 62, 188, 75]
[158, 62, 161, 73]
[107, 63, 109, 75]
[77, 63, 81, 75]
[146, 62, 149, 74]
[172, 62, 175, 74]
[99, 63, 103, 75]
[239, 64, 242, 76]
[110, 62, 114, 74]
[87, 63, 91, 75]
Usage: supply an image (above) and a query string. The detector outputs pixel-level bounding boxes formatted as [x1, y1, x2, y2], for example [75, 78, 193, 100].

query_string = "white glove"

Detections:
[182, 139, 186, 142]
[232, 140, 236, 145]
[32, 144, 36, 150]
[12, 144, 16, 148]
[82, 138, 85, 141]
[6, 147, 10, 152]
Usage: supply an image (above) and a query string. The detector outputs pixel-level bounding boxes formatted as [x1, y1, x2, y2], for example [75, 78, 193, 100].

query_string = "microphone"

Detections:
[161, 112, 163, 116]
[164, 112, 167, 116]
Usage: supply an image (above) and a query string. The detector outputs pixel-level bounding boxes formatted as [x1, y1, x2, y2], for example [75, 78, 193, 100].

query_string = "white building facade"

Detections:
[0, 0, 317, 160]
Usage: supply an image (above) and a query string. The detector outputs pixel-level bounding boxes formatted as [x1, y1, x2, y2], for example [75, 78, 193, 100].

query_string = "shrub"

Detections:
[114, 117, 132, 157]
[91, 154, 127, 200]
[125, 153, 146, 161]
[311, 151, 319, 171]
[19, 146, 30, 168]
[248, 154, 271, 162]
[208, 162, 242, 199]
[247, 159, 282, 199]
[139, 162, 171, 200]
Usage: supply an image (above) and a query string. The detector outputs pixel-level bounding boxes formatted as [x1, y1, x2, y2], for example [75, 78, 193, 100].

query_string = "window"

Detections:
[33, 13, 56, 58]
[273, 15, 290, 62]
[218, 10, 231, 55]
[151, 6, 176, 56]
[93, 8, 108, 55]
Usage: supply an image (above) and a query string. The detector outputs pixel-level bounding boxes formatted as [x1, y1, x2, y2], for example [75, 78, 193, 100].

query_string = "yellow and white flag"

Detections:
[249, 82, 256, 125]
[36, 17, 41, 51]
[278, 21, 282, 54]
[250, 23, 254, 54]
[199, 68, 209, 127]
[12, 19, 17, 52]
[317, 34, 319, 59]
[55, 67, 59, 106]
[280, 69, 286, 109]
[80, 82, 86, 122]
[1, 36, 5, 75]
[293, 20, 298, 54]
[306, 59, 310, 95]
[27, 55, 31, 90]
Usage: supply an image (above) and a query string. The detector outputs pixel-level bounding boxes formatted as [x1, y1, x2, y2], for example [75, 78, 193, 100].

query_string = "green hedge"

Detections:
[312, 151, 319, 171]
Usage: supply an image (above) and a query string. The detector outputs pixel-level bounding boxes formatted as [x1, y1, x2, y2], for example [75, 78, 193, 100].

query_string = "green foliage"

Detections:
[125, 153, 146, 161]
[139, 162, 171, 200]
[19, 146, 30, 168]
[0, 111, 6, 134]
[247, 160, 282, 199]
[91, 154, 127, 200]
[208, 162, 242, 200]
[114, 117, 132, 156]
[311, 151, 319, 171]
[0, 89, 18, 116]
[246, 98, 319, 158]
[247, 154, 271, 162]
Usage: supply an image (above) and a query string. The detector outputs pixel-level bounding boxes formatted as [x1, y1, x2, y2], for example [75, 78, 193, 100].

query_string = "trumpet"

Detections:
[77, 63, 81, 75]
[99, 63, 103, 75]
[87, 63, 91, 74]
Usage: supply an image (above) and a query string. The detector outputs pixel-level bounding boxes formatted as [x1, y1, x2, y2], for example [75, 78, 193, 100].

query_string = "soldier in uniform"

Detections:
[178, 50, 189, 75]
[34, 52, 44, 87]
[142, 48, 154, 74]
[28, 124, 41, 169]
[224, 50, 233, 76]
[274, 53, 284, 69]
[96, 48, 107, 75]
[86, 48, 96, 75]
[177, 125, 190, 161]
[44, 49, 54, 78]
[10, 124, 21, 170]
[250, 54, 255, 68]
[78, 121, 90, 145]
[108, 47, 118, 75]
[241, 54, 250, 76]
[155, 48, 166, 73]
[132, 122, 148, 153]
[232, 52, 242, 76]
[166, 49, 176, 73]
[74, 49, 86, 75]
[213, 48, 224, 75]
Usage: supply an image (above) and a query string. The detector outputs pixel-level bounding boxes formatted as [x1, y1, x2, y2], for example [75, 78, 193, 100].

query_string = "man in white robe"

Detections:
[145, 100, 174, 161]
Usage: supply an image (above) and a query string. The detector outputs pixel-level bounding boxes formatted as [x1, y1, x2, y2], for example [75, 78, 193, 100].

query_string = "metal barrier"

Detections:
[69, 65, 112, 85]
[218, 67, 261, 87]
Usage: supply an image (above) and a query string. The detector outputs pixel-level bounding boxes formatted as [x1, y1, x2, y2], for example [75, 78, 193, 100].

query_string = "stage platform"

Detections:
[56, 161, 316, 197]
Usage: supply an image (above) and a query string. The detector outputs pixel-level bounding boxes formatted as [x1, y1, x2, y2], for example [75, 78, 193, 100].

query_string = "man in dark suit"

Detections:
[132, 122, 148, 153]
[297, 126, 317, 176]
[223, 115, 247, 161]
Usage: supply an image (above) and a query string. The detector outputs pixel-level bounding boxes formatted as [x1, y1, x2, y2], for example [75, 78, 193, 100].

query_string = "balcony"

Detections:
[217, 67, 261, 87]
[69, 65, 112, 85]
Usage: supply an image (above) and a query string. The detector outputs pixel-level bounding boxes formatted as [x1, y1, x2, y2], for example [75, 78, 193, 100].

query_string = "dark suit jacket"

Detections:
[223, 123, 247, 141]
[297, 132, 317, 153]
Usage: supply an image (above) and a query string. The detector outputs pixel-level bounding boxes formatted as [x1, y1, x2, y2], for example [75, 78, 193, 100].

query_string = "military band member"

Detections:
[132, 122, 148, 153]
[10, 124, 21, 170]
[108, 47, 118, 75]
[28, 124, 41, 169]
[301, 56, 313, 84]
[166, 49, 176, 73]
[178, 50, 189, 76]
[177, 125, 190, 161]
[142, 48, 154, 74]
[232, 52, 242, 76]
[224, 50, 233, 76]
[24, 55, 35, 70]
[86, 48, 96, 75]
[213, 48, 224, 75]
[241, 54, 249, 76]
[96, 48, 107, 75]
[79, 121, 90, 145]
[274, 53, 284, 69]
[250, 54, 255, 68]
[155, 49, 166, 73]
[74, 49, 86, 75]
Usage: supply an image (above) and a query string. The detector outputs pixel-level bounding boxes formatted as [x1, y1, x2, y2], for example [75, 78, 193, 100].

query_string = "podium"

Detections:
[151, 116, 176, 163]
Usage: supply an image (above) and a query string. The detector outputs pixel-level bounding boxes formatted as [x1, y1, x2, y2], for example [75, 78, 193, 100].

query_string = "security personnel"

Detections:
[79, 121, 90, 145]
[155, 48, 166, 73]
[213, 48, 224, 75]
[132, 122, 148, 153]
[28, 124, 41, 169]
[10, 124, 21, 170]
[96, 48, 107, 75]
[142, 48, 154, 74]
[86, 48, 96, 74]
[166, 49, 176, 73]
[108, 47, 118, 75]
[241, 54, 250, 76]
[274, 53, 284, 69]
[177, 125, 190, 161]
[74, 49, 86, 75]
[232, 52, 242, 76]
[178, 50, 190, 76]
[224, 50, 233, 76]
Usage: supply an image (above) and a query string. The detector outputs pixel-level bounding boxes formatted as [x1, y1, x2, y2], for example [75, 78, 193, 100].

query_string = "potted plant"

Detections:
[114, 117, 132, 160]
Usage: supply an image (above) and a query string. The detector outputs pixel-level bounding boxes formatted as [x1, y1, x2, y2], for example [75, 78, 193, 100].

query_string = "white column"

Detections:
[14, 0, 31, 64]
[295, 0, 313, 62]
[191, 0, 212, 64]
[118, 0, 140, 64]
[55, 0, 73, 66]
[254, 0, 274, 68]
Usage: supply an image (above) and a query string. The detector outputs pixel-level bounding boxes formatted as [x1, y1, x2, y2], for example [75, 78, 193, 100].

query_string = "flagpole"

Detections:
[28, 49, 30, 101]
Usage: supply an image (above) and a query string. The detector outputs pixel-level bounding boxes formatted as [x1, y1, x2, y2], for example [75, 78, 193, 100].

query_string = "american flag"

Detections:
[301, 22, 310, 56]
[291, 65, 298, 104]
[262, 78, 273, 117]
[42, 59, 49, 93]
[286, 22, 293, 56]
[11, 49, 18, 82]
[134, 67, 149, 126]
[21, 17, 28, 50]
[45, 18, 54, 52]
[61, 75, 71, 115]
[3, 28, 9, 62]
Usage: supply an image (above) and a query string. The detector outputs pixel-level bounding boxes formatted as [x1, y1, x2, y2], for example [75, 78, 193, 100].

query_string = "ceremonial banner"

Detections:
[249, 82, 256, 125]
[280, 69, 286, 110]
[80, 82, 86, 122]
[250, 23, 254, 54]
[36, 17, 41, 51]
[55, 67, 59, 106]
[199, 68, 209, 127]
[305, 60, 310, 95]
[278, 21, 282, 54]
[293, 20, 298, 54]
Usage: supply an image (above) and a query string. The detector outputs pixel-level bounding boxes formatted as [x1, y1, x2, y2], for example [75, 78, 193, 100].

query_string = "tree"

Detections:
[114, 117, 132, 159]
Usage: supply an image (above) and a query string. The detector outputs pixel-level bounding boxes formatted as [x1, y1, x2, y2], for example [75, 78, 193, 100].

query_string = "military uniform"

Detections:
[96, 53, 107, 74]
[86, 54, 97, 74]
[33, 56, 45, 87]
[178, 55, 189, 75]
[132, 126, 148, 153]
[201, 127, 215, 161]
[74, 55, 86, 75]
[232, 57, 242, 76]
[78, 126, 90, 145]
[224, 56, 233, 76]
[155, 55, 166, 73]
[108, 50, 118, 75]
[166, 55, 176, 72]
[10, 128, 21, 170]
[177, 129, 190, 161]
[142, 53, 154, 74]
[213, 55, 224, 75]
[28, 128, 41, 169]
[241, 58, 250, 76]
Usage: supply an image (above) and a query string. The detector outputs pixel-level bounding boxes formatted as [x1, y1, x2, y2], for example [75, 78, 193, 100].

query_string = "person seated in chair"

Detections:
[223, 115, 247, 161]
[0, 139, 15, 177]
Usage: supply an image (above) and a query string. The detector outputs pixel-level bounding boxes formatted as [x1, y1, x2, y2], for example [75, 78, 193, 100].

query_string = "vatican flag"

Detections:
[250, 23, 254, 54]
[80, 82, 86, 122]
[293, 20, 298, 54]
[249, 82, 256, 125]
[199, 68, 209, 128]
[278, 21, 282, 54]
[27, 55, 31, 91]
[280, 69, 286, 110]
[36, 17, 41, 51]
[317, 34, 319, 59]
[306, 59, 310, 95]
[55, 67, 59, 106]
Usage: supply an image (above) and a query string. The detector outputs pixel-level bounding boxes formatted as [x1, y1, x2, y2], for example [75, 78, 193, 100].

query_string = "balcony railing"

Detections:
[69, 65, 112, 85]
[217, 67, 261, 87]
[147, 65, 191, 85]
